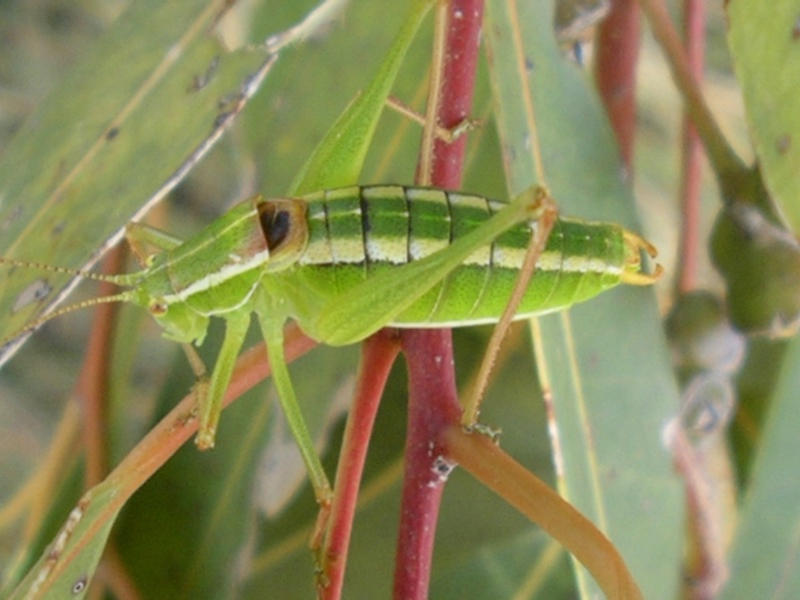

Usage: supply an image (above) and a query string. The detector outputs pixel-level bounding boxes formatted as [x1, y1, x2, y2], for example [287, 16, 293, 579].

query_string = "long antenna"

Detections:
[1, 291, 137, 347]
[0, 256, 142, 347]
[0, 256, 140, 286]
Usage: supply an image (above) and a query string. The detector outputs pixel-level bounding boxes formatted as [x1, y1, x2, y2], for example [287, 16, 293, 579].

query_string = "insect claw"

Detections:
[621, 263, 664, 286]
[195, 429, 216, 451]
[641, 237, 659, 259]
[622, 230, 663, 285]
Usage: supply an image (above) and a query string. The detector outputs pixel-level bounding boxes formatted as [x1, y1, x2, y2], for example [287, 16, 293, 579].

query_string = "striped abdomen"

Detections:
[291, 185, 630, 327]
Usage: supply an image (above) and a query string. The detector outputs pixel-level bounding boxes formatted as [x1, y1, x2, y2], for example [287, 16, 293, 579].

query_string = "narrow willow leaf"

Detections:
[484, 0, 683, 597]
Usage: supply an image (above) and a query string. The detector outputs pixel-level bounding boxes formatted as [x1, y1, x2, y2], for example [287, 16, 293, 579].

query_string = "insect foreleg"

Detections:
[195, 310, 251, 450]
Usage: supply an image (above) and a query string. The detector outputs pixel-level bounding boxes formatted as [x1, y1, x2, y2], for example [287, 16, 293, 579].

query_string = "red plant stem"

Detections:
[595, 0, 642, 171]
[677, 4, 728, 596]
[671, 427, 728, 599]
[79, 245, 126, 488]
[394, 1, 484, 598]
[428, 2, 483, 181]
[677, 0, 705, 294]
[320, 331, 401, 600]
[394, 330, 462, 599]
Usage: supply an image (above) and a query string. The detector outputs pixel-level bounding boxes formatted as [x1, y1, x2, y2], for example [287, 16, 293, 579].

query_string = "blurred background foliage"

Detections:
[0, 0, 796, 598]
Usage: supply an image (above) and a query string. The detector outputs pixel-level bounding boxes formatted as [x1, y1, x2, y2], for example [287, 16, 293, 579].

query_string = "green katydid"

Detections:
[0, 182, 660, 508]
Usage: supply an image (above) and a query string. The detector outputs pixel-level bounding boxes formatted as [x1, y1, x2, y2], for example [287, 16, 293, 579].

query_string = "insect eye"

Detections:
[258, 203, 292, 251]
[149, 300, 168, 315]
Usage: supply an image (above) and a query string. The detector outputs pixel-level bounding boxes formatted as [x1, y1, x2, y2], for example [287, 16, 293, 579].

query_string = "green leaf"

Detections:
[719, 336, 800, 598]
[290, 0, 436, 194]
[0, 0, 278, 363]
[727, 0, 800, 234]
[7, 483, 120, 600]
[485, 0, 683, 597]
[0, 447, 85, 598]
[432, 533, 573, 599]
